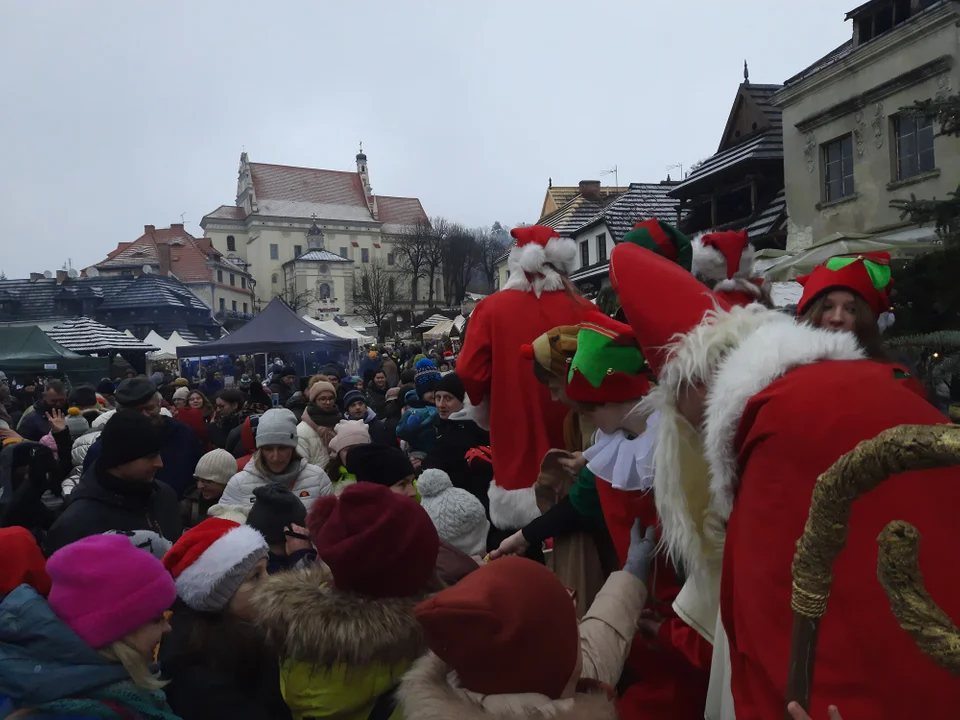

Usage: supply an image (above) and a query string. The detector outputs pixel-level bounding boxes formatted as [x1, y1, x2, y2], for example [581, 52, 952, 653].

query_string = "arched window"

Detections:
[271, 273, 278, 285]
[226, 235, 236, 251]
[388, 277, 395, 299]
[318, 283, 331, 299]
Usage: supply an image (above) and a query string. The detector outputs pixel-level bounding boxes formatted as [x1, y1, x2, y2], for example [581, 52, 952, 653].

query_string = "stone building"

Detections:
[774, 0, 960, 251]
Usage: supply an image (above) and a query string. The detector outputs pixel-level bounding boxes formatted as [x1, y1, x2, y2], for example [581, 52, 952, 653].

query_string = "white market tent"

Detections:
[423, 319, 455, 340]
[301, 317, 375, 346]
[145, 330, 193, 361]
[47, 317, 158, 354]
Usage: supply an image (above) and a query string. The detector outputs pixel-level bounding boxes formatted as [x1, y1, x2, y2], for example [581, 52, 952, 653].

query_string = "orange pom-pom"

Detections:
[67, 407, 81, 416]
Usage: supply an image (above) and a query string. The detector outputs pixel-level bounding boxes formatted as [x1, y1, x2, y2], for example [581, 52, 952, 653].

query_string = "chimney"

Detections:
[29, 272, 43, 282]
[156, 242, 172, 276]
[579, 180, 602, 201]
[144, 224, 155, 235]
[171, 223, 184, 231]
[56, 270, 68, 284]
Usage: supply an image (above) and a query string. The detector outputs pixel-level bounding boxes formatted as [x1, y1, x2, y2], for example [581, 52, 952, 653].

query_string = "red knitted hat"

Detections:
[796, 252, 892, 318]
[610, 242, 731, 375]
[307, 483, 439, 598]
[566, 311, 650, 403]
[415, 556, 580, 699]
[0, 527, 51, 596]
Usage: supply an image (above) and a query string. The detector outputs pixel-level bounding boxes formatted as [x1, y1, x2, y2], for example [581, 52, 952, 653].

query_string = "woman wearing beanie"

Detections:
[171, 386, 190, 410]
[423, 372, 491, 513]
[296, 381, 340, 469]
[325, 419, 370, 494]
[417, 469, 489, 557]
[0, 535, 179, 718]
[180, 448, 238, 528]
[158, 517, 290, 720]
[398, 522, 655, 720]
[217, 408, 332, 515]
[254, 484, 441, 720]
[61, 407, 113, 497]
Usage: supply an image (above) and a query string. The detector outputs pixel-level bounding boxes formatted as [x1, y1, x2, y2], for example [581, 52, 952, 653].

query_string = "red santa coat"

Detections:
[720, 359, 960, 719]
[457, 288, 589, 529]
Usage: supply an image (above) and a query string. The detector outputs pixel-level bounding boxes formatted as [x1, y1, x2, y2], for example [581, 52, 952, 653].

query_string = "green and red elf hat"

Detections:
[566, 311, 651, 403]
[621, 219, 693, 271]
[796, 252, 892, 318]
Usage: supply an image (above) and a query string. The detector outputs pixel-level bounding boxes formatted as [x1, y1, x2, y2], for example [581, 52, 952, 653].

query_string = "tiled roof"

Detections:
[377, 196, 428, 231]
[96, 226, 249, 284]
[47, 317, 159, 353]
[670, 127, 783, 197]
[96, 274, 211, 312]
[784, 41, 854, 86]
[742, 84, 783, 129]
[540, 193, 623, 236]
[291, 249, 352, 263]
[573, 183, 682, 242]
[205, 205, 247, 221]
[744, 189, 787, 239]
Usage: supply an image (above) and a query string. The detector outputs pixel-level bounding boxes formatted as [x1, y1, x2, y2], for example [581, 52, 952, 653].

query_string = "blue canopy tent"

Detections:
[177, 298, 354, 375]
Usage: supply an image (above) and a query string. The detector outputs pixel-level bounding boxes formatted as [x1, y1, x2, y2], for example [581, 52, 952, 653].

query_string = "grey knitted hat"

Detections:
[165, 519, 269, 613]
[103, 529, 174, 561]
[255, 408, 299, 449]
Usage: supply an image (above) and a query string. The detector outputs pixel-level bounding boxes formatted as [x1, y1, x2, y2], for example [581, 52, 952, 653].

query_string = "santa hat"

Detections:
[502, 225, 578, 297]
[693, 231, 766, 308]
[609, 243, 731, 376]
[621, 219, 693, 271]
[566, 312, 650, 403]
[520, 325, 579, 381]
[162, 517, 268, 612]
[796, 252, 892, 318]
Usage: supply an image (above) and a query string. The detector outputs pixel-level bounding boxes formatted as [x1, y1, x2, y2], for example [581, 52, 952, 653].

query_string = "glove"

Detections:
[622, 518, 657, 585]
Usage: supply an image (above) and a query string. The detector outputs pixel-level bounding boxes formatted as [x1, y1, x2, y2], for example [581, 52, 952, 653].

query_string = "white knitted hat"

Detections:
[195, 448, 238, 485]
[417, 469, 490, 557]
[328, 419, 371, 454]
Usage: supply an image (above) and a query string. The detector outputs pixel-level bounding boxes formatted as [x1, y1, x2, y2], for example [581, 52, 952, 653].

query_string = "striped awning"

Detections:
[417, 313, 450, 330]
[47, 317, 159, 353]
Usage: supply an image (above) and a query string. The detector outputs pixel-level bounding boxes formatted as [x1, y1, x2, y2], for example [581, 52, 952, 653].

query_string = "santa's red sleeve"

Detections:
[657, 617, 714, 670]
[457, 299, 492, 406]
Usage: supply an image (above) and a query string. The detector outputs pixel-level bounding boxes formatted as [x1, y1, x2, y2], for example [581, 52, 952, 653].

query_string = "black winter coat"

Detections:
[17, 401, 53, 441]
[44, 464, 182, 555]
[423, 413, 491, 511]
[83, 416, 203, 497]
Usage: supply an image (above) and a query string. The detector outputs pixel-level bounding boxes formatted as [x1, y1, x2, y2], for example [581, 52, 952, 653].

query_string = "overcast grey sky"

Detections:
[1, 1, 851, 278]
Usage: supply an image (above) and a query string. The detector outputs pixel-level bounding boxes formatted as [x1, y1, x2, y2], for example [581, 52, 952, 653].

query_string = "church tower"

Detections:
[356, 143, 378, 220]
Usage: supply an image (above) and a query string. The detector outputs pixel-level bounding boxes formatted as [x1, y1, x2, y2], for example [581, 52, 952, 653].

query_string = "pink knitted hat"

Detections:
[47, 534, 176, 649]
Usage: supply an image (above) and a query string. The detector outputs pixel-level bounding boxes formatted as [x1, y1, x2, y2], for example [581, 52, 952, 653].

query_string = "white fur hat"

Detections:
[417, 469, 490, 556]
[503, 225, 578, 297]
[691, 230, 755, 282]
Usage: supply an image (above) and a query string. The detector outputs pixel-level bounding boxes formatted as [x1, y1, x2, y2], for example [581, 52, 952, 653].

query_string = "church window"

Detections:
[226, 236, 236, 251]
[361, 248, 370, 263]
[319, 283, 331, 299]
[270, 244, 279, 260]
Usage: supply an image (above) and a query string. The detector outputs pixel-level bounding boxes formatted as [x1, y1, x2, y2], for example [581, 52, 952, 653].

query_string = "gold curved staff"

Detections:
[877, 521, 960, 674]
[785, 424, 960, 718]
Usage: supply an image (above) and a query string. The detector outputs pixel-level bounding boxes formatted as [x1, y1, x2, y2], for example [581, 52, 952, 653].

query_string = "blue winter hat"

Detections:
[414, 358, 442, 387]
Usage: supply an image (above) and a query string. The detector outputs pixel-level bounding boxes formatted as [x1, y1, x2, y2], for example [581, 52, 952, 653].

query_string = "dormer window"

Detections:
[851, 0, 929, 47]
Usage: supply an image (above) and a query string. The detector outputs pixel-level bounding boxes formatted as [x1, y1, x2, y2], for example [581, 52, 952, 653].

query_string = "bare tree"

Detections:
[353, 258, 400, 342]
[442, 224, 479, 306]
[423, 216, 451, 305]
[279, 286, 317, 314]
[393, 217, 432, 307]
[474, 223, 510, 290]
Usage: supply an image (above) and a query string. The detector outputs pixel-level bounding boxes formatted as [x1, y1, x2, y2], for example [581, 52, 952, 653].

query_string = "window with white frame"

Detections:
[893, 114, 935, 181]
[580, 240, 589, 268]
[596, 233, 607, 262]
[822, 135, 855, 202]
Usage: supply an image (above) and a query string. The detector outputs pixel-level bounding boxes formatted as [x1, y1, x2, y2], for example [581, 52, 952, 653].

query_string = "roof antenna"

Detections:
[180, 212, 187, 224]
[744, 59, 750, 84]
[600, 165, 618, 188]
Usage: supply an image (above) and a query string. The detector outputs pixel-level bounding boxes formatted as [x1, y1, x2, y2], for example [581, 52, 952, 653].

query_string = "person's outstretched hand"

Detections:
[787, 702, 842, 720]
[622, 519, 657, 585]
[489, 530, 529, 560]
[46, 409, 66, 434]
[557, 452, 588, 476]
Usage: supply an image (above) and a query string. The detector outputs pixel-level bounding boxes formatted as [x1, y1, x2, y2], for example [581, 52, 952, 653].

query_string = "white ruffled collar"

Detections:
[584, 411, 659, 492]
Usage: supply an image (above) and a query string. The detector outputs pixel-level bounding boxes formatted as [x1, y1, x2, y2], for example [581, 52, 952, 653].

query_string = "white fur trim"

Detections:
[487, 482, 540, 530]
[502, 237, 577, 297]
[692, 238, 755, 282]
[174, 524, 267, 607]
[713, 278, 762, 297]
[703, 319, 864, 523]
[465, 394, 490, 431]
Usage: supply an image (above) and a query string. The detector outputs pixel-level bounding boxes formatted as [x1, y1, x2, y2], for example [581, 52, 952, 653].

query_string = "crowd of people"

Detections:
[0, 220, 957, 719]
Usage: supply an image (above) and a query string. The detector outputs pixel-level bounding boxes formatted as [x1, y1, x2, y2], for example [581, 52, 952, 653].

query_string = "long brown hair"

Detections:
[800, 293, 888, 361]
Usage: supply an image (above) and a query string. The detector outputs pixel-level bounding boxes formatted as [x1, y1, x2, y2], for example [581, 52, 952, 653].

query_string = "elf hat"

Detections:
[610, 242, 730, 376]
[162, 517, 268, 612]
[621, 219, 693, 271]
[692, 230, 754, 282]
[504, 226, 578, 296]
[520, 325, 579, 381]
[566, 312, 650, 403]
[796, 252, 892, 318]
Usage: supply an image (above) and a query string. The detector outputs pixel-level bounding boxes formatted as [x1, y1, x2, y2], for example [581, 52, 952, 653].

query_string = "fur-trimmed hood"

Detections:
[252, 562, 426, 669]
[398, 652, 619, 720]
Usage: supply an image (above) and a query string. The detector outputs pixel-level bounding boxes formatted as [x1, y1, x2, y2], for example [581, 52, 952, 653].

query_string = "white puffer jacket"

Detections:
[217, 455, 332, 512]
[296, 421, 332, 469]
[61, 425, 106, 496]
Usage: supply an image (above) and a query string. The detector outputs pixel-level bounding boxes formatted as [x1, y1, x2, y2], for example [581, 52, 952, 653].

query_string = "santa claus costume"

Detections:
[565, 311, 711, 720]
[457, 226, 590, 533]
[610, 241, 960, 720]
[692, 229, 770, 308]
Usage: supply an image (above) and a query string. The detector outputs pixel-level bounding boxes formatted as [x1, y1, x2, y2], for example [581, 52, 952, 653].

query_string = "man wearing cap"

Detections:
[82, 377, 203, 497]
[608, 242, 960, 719]
[45, 410, 182, 555]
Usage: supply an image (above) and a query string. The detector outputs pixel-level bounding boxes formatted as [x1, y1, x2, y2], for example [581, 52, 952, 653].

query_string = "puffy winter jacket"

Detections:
[296, 422, 332, 469]
[218, 456, 332, 512]
[61, 429, 101, 496]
